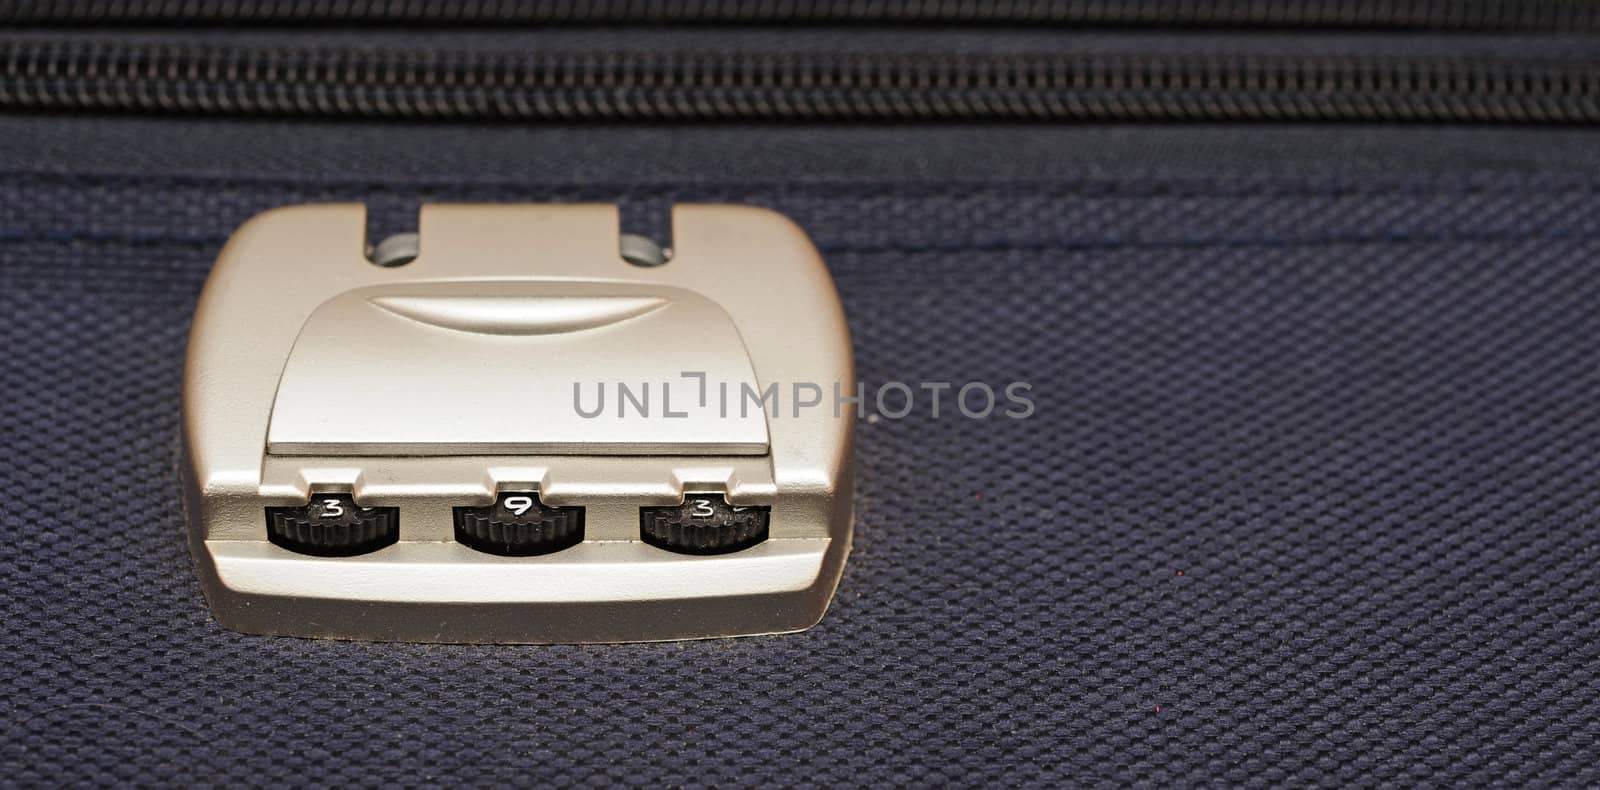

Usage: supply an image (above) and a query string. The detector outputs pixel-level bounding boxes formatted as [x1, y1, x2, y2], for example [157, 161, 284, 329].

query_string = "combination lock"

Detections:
[181, 203, 854, 643]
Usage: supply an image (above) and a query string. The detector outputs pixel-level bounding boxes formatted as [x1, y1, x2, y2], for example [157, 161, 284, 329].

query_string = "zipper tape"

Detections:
[3, 0, 1599, 31]
[2, 40, 1596, 123]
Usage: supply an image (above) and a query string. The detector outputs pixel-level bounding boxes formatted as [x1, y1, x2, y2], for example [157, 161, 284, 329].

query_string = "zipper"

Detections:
[1, 39, 1597, 124]
[4, 0, 1599, 31]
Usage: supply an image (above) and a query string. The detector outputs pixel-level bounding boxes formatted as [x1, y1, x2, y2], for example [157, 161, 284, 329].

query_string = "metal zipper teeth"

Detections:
[2, 0, 1599, 30]
[2, 43, 1597, 123]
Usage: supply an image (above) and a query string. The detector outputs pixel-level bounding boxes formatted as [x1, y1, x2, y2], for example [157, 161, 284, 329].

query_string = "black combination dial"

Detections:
[266, 493, 399, 556]
[454, 492, 584, 556]
[640, 494, 770, 555]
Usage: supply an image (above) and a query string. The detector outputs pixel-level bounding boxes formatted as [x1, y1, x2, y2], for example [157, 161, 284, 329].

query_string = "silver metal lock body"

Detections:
[181, 203, 854, 643]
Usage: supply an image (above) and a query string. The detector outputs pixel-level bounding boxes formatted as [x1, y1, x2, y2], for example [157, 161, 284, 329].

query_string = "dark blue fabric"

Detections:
[2, 159, 1599, 785]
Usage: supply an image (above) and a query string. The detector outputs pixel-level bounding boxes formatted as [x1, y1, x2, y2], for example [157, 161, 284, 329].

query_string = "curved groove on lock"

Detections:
[368, 295, 670, 336]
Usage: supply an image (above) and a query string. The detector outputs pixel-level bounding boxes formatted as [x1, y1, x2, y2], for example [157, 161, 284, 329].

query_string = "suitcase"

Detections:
[2, 3, 1598, 784]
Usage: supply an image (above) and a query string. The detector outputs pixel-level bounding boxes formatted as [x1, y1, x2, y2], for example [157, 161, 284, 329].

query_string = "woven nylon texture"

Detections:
[2, 171, 1598, 785]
